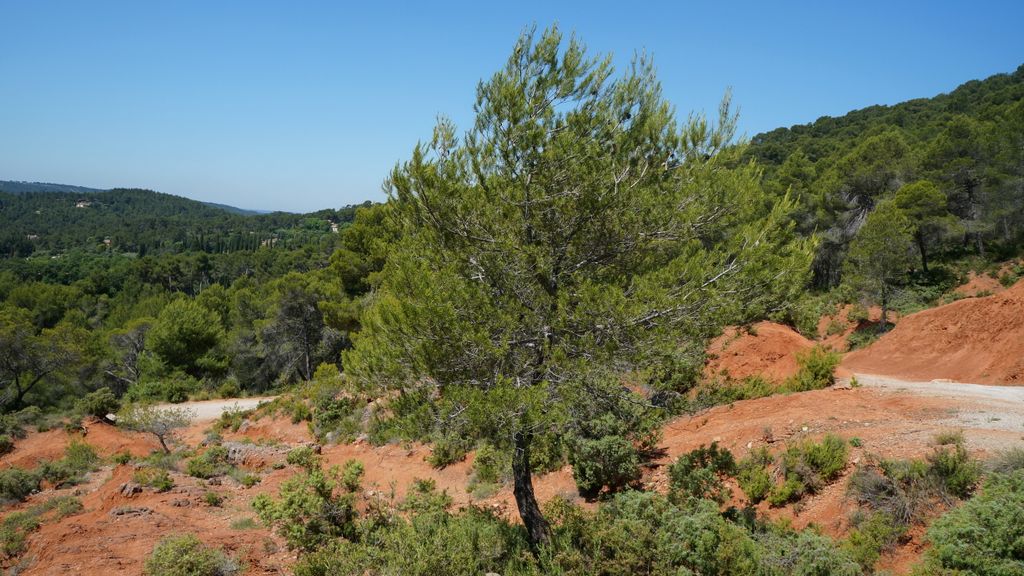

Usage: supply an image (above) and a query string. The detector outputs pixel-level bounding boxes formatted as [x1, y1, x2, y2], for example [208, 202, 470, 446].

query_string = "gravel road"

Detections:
[155, 396, 277, 422]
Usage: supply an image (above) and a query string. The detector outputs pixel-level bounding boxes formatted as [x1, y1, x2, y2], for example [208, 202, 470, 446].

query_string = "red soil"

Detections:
[705, 321, 815, 382]
[843, 281, 1024, 384]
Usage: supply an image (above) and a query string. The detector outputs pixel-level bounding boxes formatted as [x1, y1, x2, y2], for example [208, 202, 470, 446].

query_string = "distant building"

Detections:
[26, 234, 39, 241]
[75, 200, 92, 208]
[330, 222, 340, 233]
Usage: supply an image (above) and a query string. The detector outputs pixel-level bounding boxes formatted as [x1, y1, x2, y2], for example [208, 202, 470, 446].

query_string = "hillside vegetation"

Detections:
[0, 26, 1022, 576]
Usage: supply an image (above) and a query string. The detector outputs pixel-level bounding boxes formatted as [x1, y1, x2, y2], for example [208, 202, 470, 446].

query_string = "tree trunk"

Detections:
[512, 430, 551, 553]
[916, 232, 929, 274]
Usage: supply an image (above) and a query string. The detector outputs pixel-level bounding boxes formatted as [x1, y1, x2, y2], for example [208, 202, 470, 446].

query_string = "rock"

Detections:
[171, 499, 191, 507]
[118, 483, 142, 498]
[110, 506, 151, 517]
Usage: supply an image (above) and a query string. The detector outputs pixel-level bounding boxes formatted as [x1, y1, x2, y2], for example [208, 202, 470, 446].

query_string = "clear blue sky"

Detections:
[1, 1, 1021, 212]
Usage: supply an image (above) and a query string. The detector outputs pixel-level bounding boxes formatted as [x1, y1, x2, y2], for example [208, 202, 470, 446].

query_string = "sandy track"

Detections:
[155, 396, 277, 422]
[849, 373, 1024, 441]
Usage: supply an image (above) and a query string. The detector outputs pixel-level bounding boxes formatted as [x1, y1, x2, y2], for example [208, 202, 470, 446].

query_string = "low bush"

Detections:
[783, 346, 840, 392]
[849, 439, 980, 526]
[74, 387, 120, 421]
[39, 441, 100, 487]
[252, 459, 358, 552]
[0, 467, 39, 503]
[667, 442, 737, 504]
[134, 466, 174, 492]
[0, 496, 82, 560]
[988, 446, 1024, 474]
[841, 511, 905, 572]
[917, 470, 1024, 576]
[737, 447, 774, 504]
[0, 434, 14, 456]
[186, 446, 231, 479]
[569, 434, 641, 499]
[145, 534, 238, 576]
[770, 434, 848, 506]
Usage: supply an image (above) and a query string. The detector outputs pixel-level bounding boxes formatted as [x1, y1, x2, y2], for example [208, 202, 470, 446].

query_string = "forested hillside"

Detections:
[0, 187, 366, 257]
[1, 31, 1022, 575]
[748, 64, 1024, 290]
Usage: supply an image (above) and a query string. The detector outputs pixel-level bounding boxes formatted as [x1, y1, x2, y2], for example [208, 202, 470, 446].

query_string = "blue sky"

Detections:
[1, 1, 1021, 212]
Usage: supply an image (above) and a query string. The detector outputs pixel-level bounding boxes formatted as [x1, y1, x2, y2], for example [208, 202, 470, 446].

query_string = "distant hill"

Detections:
[0, 180, 108, 196]
[0, 180, 268, 216]
[0, 186, 367, 257]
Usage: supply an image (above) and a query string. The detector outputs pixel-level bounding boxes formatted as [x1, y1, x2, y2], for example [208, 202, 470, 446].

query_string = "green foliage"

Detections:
[0, 467, 40, 503]
[988, 446, 1024, 474]
[39, 440, 100, 487]
[0, 434, 13, 456]
[570, 434, 641, 499]
[186, 445, 230, 479]
[737, 447, 775, 504]
[842, 512, 905, 573]
[783, 345, 840, 392]
[286, 446, 321, 471]
[339, 459, 364, 493]
[75, 387, 121, 420]
[927, 441, 981, 499]
[149, 299, 225, 377]
[918, 470, 1024, 576]
[203, 491, 224, 507]
[344, 26, 812, 543]
[0, 495, 82, 561]
[144, 534, 238, 576]
[668, 442, 738, 504]
[134, 466, 174, 492]
[845, 201, 916, 329]
[849, 440, 980, 527]
[252, 459, 357, 552]
[119, 404, 193, 453]
[770, 435, 848, 506]
[933, 429, 965, 446]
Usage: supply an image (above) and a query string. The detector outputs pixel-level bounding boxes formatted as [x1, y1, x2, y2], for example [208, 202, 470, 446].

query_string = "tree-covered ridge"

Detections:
[748, 64, 1024, 166]
[746, 64, 1024, 289]
[0, 187, 369, 257]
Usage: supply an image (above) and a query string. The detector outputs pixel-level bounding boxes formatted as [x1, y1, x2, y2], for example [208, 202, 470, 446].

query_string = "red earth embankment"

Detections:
[843, 281, 1024, 384]
[704, 321, 815, 382]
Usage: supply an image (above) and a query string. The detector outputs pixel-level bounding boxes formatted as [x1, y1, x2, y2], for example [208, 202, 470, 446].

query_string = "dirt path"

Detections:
[155, 396, 277, 422]
[847, 372, 1024, 445]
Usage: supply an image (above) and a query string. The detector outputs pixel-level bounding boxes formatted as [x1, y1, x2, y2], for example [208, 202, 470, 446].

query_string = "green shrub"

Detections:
[0, 434, 14, 456]
[841, 512, 905, 572]
[737, 448, 774, 504]
[783, 346, 840, 392]
[144, 534, 238, 576]
[111, 451, 133, 465]
[186, 446, 230, 479]
[134, 466, 174, 492]
[919, 470, 1024, 576]
[203, 492, 224, 507]
[667, 442, 737, 504]
[569, 434, 641, 498]
[75, 387, 120, 421]
[471, 442, 508, 485]
[0, 496, 82, 560]
[0, 468, 39, 503]
[40, 441, 100, 487]
[339, 459, 364, 492]
[927, 441, 980, 499]
[770, 434, 848, 506]
[217, 379, 241, 399]
[230, 517, 258, 530]
[252, 461, 356, 551]
[286, 446, 320, 471]
[988, 446, 1024, 474]
[933, 429, 964, 446]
